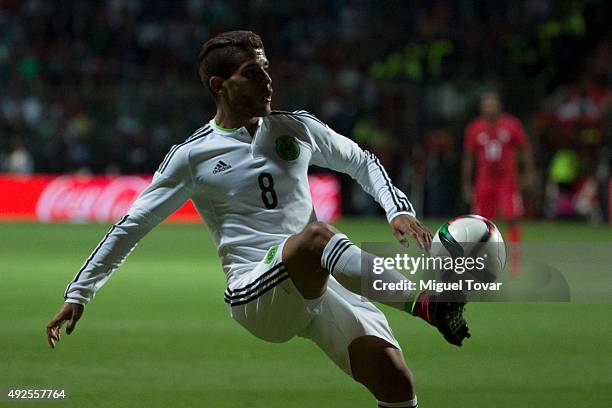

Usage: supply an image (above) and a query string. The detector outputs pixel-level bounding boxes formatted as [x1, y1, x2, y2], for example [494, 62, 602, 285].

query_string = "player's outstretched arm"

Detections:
[302, 112, 428, 247]
[46, 302, 84, 348]
[47, 142, 195, 347]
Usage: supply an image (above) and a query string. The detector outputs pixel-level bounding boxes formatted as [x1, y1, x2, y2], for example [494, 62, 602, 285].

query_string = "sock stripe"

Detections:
[326, 239, 351, 273]
[326, 239, 350, 272]
[377, 399, 418, 408]
[329, 241, 353, 275]
[324, 237, 350, 272]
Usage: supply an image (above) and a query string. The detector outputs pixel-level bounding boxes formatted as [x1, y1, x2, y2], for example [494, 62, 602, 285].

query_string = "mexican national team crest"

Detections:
[275, 135, 300, 161]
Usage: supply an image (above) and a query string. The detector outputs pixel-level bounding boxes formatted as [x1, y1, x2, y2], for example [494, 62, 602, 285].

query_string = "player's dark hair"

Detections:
[199, 31, 264, 96]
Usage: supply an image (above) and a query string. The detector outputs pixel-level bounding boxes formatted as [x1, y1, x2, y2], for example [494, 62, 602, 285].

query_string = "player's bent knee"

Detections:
[283, 222, 337, 299]
[301, 221, 338, 253]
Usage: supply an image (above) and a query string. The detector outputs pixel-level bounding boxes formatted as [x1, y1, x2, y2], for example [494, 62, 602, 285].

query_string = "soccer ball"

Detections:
[430, 214, 507, 283]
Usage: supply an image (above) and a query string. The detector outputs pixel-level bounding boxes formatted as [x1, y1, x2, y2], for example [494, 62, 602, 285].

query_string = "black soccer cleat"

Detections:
[410, 290, 471, 347]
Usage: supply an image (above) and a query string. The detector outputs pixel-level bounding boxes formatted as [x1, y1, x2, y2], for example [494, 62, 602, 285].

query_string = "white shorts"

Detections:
[224, 239, 401, 375]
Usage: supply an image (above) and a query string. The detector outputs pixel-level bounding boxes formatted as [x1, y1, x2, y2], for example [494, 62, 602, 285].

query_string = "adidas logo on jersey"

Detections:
[213, 160, 232, 174]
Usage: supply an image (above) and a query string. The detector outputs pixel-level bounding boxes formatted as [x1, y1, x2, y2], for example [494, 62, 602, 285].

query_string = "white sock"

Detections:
[321, 233, 413, 310]
[377, 396, 418, 407]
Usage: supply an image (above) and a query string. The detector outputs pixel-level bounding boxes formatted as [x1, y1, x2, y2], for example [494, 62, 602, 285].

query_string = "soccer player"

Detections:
[462, 91, 535, 275]
[46, 31, 469, 408]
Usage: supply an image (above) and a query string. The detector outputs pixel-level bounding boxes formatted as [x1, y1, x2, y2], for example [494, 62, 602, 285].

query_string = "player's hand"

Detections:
[45, 302, 84, 349]
[390, 214, 433, 251]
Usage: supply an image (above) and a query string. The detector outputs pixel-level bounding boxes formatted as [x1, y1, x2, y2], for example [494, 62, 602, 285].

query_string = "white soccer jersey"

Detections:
[64, 111, 415, 304]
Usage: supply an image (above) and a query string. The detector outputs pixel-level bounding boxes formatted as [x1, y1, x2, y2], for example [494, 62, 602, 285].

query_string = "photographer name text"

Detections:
[372, 279, 502, 293]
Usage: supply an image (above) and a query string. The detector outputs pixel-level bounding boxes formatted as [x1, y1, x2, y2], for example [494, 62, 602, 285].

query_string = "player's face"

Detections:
[222, 49, 273, 118]
[480, 93, 501, 118]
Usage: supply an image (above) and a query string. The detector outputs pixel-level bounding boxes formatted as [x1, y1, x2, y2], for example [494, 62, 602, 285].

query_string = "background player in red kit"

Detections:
[462, 91, 535, 274]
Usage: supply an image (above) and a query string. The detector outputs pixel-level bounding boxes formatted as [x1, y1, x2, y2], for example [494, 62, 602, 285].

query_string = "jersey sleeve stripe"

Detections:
[364, 149, 406, 212]
[157, 127, 212, 174]
[63, 214, 130, 299]
[398, 194, 414, 213]
[270, 110, 327, 126]
[157, 147, 179, 174]
[293, 111, 327, 126]
[394, 188, 413, 213]
[298, 113, 327, 126]
[186, 124, 211, 141]
[157, 125, 211, 172]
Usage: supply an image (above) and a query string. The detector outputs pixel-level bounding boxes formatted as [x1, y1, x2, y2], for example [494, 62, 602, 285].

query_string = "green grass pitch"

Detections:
[1, 219, 611, 407]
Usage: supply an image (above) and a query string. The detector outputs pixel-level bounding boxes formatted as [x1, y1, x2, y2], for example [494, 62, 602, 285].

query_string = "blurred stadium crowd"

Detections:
[0, 0, 610, 220]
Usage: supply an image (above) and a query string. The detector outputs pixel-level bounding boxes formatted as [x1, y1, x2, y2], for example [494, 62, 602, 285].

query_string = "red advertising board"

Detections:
[0, 173, 340, 223]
